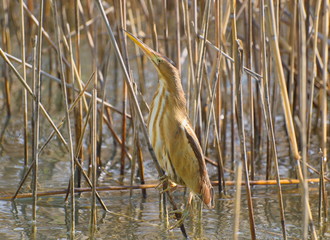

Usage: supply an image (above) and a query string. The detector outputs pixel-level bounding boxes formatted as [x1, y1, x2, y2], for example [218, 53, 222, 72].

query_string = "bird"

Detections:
[126, 31, 213, 209]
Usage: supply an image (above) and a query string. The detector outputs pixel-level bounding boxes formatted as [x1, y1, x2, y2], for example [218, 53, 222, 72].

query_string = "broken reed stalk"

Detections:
[95, 0, 188, 235]
[53, 1, 75, 234]
[20, 0, 28, 167]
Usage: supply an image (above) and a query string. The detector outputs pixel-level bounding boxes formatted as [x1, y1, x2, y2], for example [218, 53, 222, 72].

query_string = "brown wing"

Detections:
[183, 122, 213, 208]
[166, 118, 213, 208]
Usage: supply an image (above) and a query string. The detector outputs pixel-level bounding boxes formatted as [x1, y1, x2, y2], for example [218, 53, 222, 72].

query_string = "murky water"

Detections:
[0, 110, 329, 240]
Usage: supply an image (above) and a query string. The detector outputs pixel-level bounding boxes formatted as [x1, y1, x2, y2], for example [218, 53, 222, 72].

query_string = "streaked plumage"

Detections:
[126, 31, 213, 208]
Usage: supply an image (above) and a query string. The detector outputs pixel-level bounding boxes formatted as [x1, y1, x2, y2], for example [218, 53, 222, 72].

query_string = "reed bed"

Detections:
[0, 0, 329, 239]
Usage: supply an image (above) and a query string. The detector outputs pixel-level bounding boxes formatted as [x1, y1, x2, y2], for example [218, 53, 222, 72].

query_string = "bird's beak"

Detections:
[124, 30, 157, 64]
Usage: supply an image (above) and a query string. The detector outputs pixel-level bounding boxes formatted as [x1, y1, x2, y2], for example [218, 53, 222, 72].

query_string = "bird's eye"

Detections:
[157, 58, 162, 64]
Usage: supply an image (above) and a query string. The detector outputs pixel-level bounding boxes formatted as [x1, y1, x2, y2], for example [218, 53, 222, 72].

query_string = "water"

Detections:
[0, 75, 329, 240]
[0, 132, 329, 239]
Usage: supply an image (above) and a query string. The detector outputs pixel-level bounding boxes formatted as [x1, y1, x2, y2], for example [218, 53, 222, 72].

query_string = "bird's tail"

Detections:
[201, 181, 214, 208]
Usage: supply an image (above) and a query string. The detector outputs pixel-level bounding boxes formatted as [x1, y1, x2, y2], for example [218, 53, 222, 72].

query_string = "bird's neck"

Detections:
[158, 77, 186, 111]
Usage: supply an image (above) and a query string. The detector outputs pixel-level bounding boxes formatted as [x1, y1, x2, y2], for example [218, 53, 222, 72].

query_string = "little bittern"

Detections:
[126, 31, 213, 208]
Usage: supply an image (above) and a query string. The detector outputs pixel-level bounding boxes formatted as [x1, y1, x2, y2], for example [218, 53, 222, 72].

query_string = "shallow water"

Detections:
[0, 131, 329, 239]
[0, 63, 329, 240]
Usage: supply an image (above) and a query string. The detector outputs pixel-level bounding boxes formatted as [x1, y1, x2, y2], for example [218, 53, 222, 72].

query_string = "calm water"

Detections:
[0, 67, 329, 239]
[0, 113, 329, 240]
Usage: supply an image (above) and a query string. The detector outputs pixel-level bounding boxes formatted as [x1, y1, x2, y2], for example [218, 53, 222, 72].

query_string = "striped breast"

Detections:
[147, 82, 179, 183]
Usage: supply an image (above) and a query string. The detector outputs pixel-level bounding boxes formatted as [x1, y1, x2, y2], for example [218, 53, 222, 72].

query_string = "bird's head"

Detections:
[125, 31, 180, 85]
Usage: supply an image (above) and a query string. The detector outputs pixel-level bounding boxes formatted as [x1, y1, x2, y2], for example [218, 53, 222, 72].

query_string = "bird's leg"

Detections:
[168, 192, 195, 230]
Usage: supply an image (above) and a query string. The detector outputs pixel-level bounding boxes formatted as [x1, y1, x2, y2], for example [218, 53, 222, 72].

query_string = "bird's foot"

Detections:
[168, 207, 190, 230]
[155, 175, 168, 190]
[156, 175, 177, 193]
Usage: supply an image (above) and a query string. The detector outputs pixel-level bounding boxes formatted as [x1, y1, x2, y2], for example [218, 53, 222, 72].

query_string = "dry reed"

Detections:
[0, 1, 328, 239]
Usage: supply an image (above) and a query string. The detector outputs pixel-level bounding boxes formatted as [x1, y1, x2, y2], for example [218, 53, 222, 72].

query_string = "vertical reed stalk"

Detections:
[266, 0, 300, 160]
[96, 1, 188, 234]
[2, 0, 11, 116]
[230, 0, 236, 169]
[319, 0, 329, 225]
[247, 0, 255, 180]
[306, 0, 321, 148]
[119, 0, 128, 178]
[288, 0, 297, 112]
[233, 160, 242, 240]
[146, 0, 158, 51]
[175, 0, 181, 73]
[32, 0, 44, 225]
[194, 0, 211, 145]
[182, 0, 195, 114]
[53, 1, 75, 234]
[90, 65, 97, 233]
[234, 38, 256, 239]
[298, 2, 309, 238]
[163, 0, 169, 56]
[20, 0, 28, 167]
[67, 24, 76, 236]
[74, 0, 84, 188]
[214, 0, 224, 192]
[127, 2, 145, 94]
[260, 1, 286, 238]
[31, 34, 38, 223]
